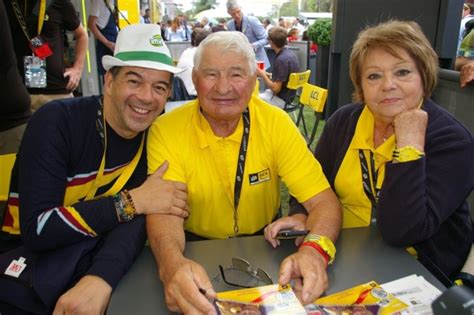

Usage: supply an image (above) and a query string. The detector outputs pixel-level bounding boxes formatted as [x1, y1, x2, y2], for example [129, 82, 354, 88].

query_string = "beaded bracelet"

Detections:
[113, 190, 137, 222]
[120, 189, 137, 221]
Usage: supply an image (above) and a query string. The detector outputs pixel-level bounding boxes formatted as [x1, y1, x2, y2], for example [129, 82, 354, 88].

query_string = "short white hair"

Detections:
[194, 31, 256, 74]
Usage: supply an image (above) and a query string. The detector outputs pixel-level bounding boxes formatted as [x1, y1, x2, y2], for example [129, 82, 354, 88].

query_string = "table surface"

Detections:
[107, 226, 445, 314]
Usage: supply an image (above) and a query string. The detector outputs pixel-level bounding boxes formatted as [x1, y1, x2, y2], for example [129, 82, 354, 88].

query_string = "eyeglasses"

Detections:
[214, 257, 273, 289]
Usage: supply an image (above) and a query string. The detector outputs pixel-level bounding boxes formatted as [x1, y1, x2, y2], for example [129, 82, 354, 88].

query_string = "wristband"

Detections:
[392, 145, 424, 163]
[299, 241, 329, 266]
[300, 234, 336, 264]
[113, 190, 137, 222]
[120, 189, 137, 221]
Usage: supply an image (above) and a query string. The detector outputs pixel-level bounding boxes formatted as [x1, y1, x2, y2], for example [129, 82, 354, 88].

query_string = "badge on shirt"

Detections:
[30, 36, 53, 59]
[24, 55, 47, 88]
[249, 169, 271, 185]
[4, 256, 27, 278]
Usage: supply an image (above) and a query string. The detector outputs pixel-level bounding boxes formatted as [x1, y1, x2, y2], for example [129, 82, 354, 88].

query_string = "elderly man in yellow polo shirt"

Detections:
[146, 31, 342, 314]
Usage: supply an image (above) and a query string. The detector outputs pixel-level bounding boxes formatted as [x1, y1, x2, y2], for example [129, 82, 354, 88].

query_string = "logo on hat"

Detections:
[149, 34, 164, 47]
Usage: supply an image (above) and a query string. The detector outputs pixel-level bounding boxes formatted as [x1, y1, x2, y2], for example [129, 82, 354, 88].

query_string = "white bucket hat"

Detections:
[102, 24, 183, 74]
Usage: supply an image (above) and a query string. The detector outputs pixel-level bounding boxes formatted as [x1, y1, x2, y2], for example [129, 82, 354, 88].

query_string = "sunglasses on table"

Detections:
[213, 257, 273, 289]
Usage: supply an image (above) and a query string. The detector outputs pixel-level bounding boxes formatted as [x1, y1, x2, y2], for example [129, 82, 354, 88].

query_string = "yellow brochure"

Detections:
[305, 281, 408, 315]
[214, 284, 307, 314]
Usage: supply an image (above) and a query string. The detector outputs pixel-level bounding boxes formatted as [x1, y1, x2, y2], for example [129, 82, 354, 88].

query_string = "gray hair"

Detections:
[226, 0, 240, 11]
[194, 31, 256, 73]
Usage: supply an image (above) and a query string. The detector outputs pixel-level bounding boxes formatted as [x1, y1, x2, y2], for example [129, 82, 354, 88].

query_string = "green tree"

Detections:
[303, 0, 333, 12]
[280, 0, 298, 17]
[194, 0, 217, 15]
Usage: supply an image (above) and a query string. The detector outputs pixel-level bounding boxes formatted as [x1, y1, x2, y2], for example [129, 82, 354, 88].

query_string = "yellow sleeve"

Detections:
[146, 116, 186, 183]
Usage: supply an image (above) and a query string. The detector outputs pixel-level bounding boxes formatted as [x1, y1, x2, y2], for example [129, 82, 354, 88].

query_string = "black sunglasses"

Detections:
[218, 257, 273, 288]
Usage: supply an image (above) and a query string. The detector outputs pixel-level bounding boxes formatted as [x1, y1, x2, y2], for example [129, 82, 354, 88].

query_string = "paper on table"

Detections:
[381, 274, 442, 315]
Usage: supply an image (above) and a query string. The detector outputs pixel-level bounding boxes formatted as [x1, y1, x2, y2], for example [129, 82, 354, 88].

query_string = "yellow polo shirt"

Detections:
[334, 106, 396, 228]
[147, 97, 329, 239]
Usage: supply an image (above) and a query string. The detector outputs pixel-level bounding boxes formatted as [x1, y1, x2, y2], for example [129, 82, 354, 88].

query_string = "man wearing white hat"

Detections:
[0, 24, 188, 314]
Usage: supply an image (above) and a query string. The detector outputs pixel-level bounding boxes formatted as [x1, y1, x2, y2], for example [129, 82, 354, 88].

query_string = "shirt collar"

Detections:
[349, 106, 395, 161]
[194, 102, 244, 149]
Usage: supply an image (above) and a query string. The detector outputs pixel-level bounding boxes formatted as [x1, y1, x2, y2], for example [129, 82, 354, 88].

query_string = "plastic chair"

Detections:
[0, 153, 16, 226]
[283, 70, 311, 121]
[0, 154, 15, 202]
[296, 82, 328, 147]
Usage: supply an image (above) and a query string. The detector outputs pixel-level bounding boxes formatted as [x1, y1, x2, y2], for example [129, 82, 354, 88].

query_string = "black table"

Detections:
[107, 226, 445, 314]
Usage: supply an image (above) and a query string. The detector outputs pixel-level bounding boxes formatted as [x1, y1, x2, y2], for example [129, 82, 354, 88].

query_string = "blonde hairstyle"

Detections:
[349, 20, 438, 102]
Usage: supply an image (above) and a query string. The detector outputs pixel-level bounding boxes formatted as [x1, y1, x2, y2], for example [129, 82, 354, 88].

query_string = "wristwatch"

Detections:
[301, 234, 336, 264]
[392, 145, 425, 163]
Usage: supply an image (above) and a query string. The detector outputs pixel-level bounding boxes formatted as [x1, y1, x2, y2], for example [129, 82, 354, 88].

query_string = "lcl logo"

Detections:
[310, 91, 320, 100]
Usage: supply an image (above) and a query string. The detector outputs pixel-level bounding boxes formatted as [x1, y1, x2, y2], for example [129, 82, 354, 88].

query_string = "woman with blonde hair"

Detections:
[266, 20, 473, 286]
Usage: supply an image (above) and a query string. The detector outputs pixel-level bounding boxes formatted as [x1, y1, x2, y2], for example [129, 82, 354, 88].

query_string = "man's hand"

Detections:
[264, 214, 307, 248]
[130, 161, 189, 218]
[160, 256, 217, 314]
[278, 247, 328, 305]
[53, 275, 112, 315]
[460, 61, 474, 88]
[393, 108, 428, 151]
[64, 66, 83, 91]
[105, 40, 115, 53]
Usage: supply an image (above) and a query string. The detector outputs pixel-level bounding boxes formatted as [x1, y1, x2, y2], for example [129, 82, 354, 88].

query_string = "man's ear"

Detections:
[104, 71, 114, 96]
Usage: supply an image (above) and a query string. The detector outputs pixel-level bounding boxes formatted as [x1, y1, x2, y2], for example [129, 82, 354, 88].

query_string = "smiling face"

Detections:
[192, 45, 256, 129]
[104, 66, 172, 138]
[361, 48, 424, 123]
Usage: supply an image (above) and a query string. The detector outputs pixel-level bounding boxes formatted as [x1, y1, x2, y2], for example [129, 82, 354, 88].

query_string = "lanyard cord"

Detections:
[11, 0, 47, 41]
[232, 109, 250, 235]
[359, 150, 379, 223]
[86, 98, 144, 201]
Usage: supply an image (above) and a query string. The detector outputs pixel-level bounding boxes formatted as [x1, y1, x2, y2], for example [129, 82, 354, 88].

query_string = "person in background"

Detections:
[292, 17, 305, 39]
[302, 30, 318, 53]
[146, 31, 342, 314]
[5, 0, 87, 111]
[456, 19, 474, 72]
[144, 9, 151, 24]
[262, 17, 274, 33]
[178, 14, 192, 41]
[176, 28, 211, 97]
[278, 17, 288, 29]
[212, 18, 228, 32]
[226, 0, 270, 69]
[460, 60, 474, 87]
[201, 16, 212, 31]
[287, 27, 299, 41]
[257, 26, 300, 108]
[0, 24, 188, 314]
[458, 3, 474, 53]
[89, 0, 118, 84]
[0, 0, 31, 157]
[166, 17, 186, 42]
[266, 20, 473, 287]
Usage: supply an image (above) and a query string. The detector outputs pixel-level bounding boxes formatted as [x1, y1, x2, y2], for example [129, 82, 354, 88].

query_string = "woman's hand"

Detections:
[393, 108, 428, 151]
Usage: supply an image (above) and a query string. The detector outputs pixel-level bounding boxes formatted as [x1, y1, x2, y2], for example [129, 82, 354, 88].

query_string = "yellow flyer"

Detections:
[305, 281, 408, 315]
[214, 284, 307, 314]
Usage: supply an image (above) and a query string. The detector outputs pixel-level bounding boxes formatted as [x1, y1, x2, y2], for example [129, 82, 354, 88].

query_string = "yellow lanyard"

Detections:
[37, 0, 47, 35]
[85, 111, 145, 201]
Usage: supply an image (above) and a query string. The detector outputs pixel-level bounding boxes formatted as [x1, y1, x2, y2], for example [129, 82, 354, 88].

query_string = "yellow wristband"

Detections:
[392, 145, 424, 163]
[303, 234, 336, 264]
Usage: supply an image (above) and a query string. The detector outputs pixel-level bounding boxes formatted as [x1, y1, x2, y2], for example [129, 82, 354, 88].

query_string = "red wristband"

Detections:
[299, 241, 329, 266]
